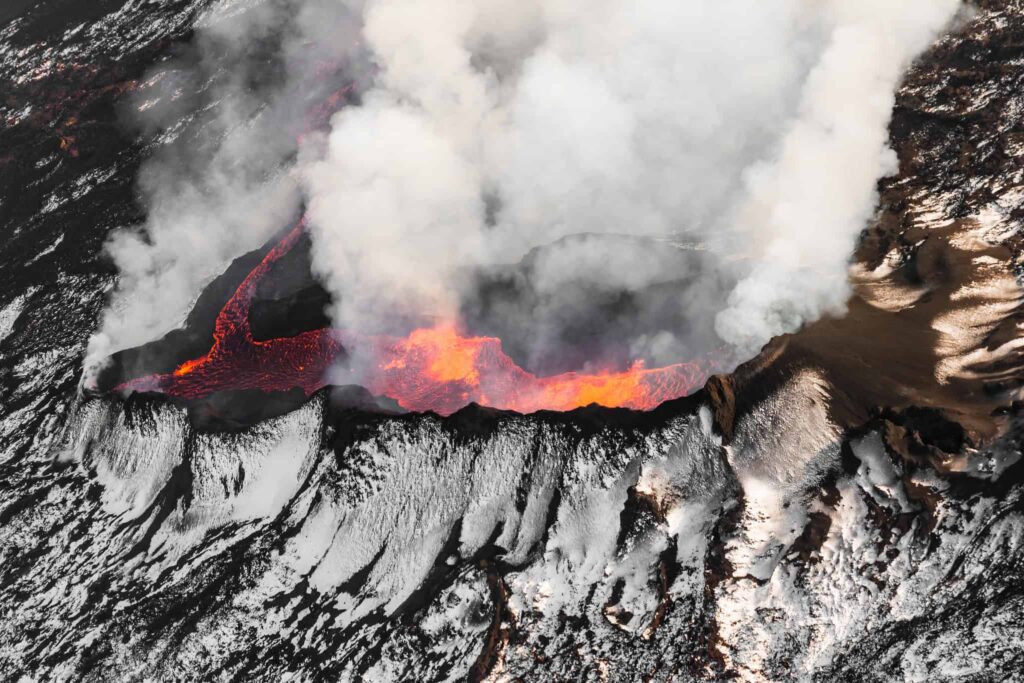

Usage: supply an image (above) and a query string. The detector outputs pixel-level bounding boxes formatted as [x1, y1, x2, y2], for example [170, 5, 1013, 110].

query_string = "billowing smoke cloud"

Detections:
[89, 0, 962, 379]
[303, 0, 961, 360]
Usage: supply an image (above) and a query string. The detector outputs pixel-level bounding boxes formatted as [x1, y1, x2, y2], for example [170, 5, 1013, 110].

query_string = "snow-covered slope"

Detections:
[2, 1, 1024, 681]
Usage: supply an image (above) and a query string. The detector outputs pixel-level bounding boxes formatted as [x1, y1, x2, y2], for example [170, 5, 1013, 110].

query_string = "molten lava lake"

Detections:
[113, 222, 710, 416]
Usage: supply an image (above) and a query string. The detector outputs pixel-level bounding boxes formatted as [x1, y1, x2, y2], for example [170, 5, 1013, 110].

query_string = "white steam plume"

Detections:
[304, 0, 961, 356]
[90, 0, 962, 377]
[714, 0, 963, 352]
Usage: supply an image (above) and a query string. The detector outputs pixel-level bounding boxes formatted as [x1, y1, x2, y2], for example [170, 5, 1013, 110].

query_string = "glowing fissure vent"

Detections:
[117, 222, 708, 415]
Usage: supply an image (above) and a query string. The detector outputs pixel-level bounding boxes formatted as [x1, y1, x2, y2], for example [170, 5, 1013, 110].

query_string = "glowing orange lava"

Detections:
[116, 222, 709, 415]
[335, 325, 705, 415]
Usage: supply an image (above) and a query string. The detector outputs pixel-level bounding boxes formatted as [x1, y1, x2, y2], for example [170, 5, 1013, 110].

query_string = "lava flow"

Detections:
[115, 221, 342, 401]
[116, 222, 709, 415]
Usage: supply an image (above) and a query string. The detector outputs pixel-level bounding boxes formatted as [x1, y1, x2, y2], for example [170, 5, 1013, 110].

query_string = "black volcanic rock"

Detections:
[249, 230, 334, 341]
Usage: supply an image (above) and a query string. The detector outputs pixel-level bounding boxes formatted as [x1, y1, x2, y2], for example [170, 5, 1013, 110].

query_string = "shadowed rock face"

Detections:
[2, 1, 1024, 681]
